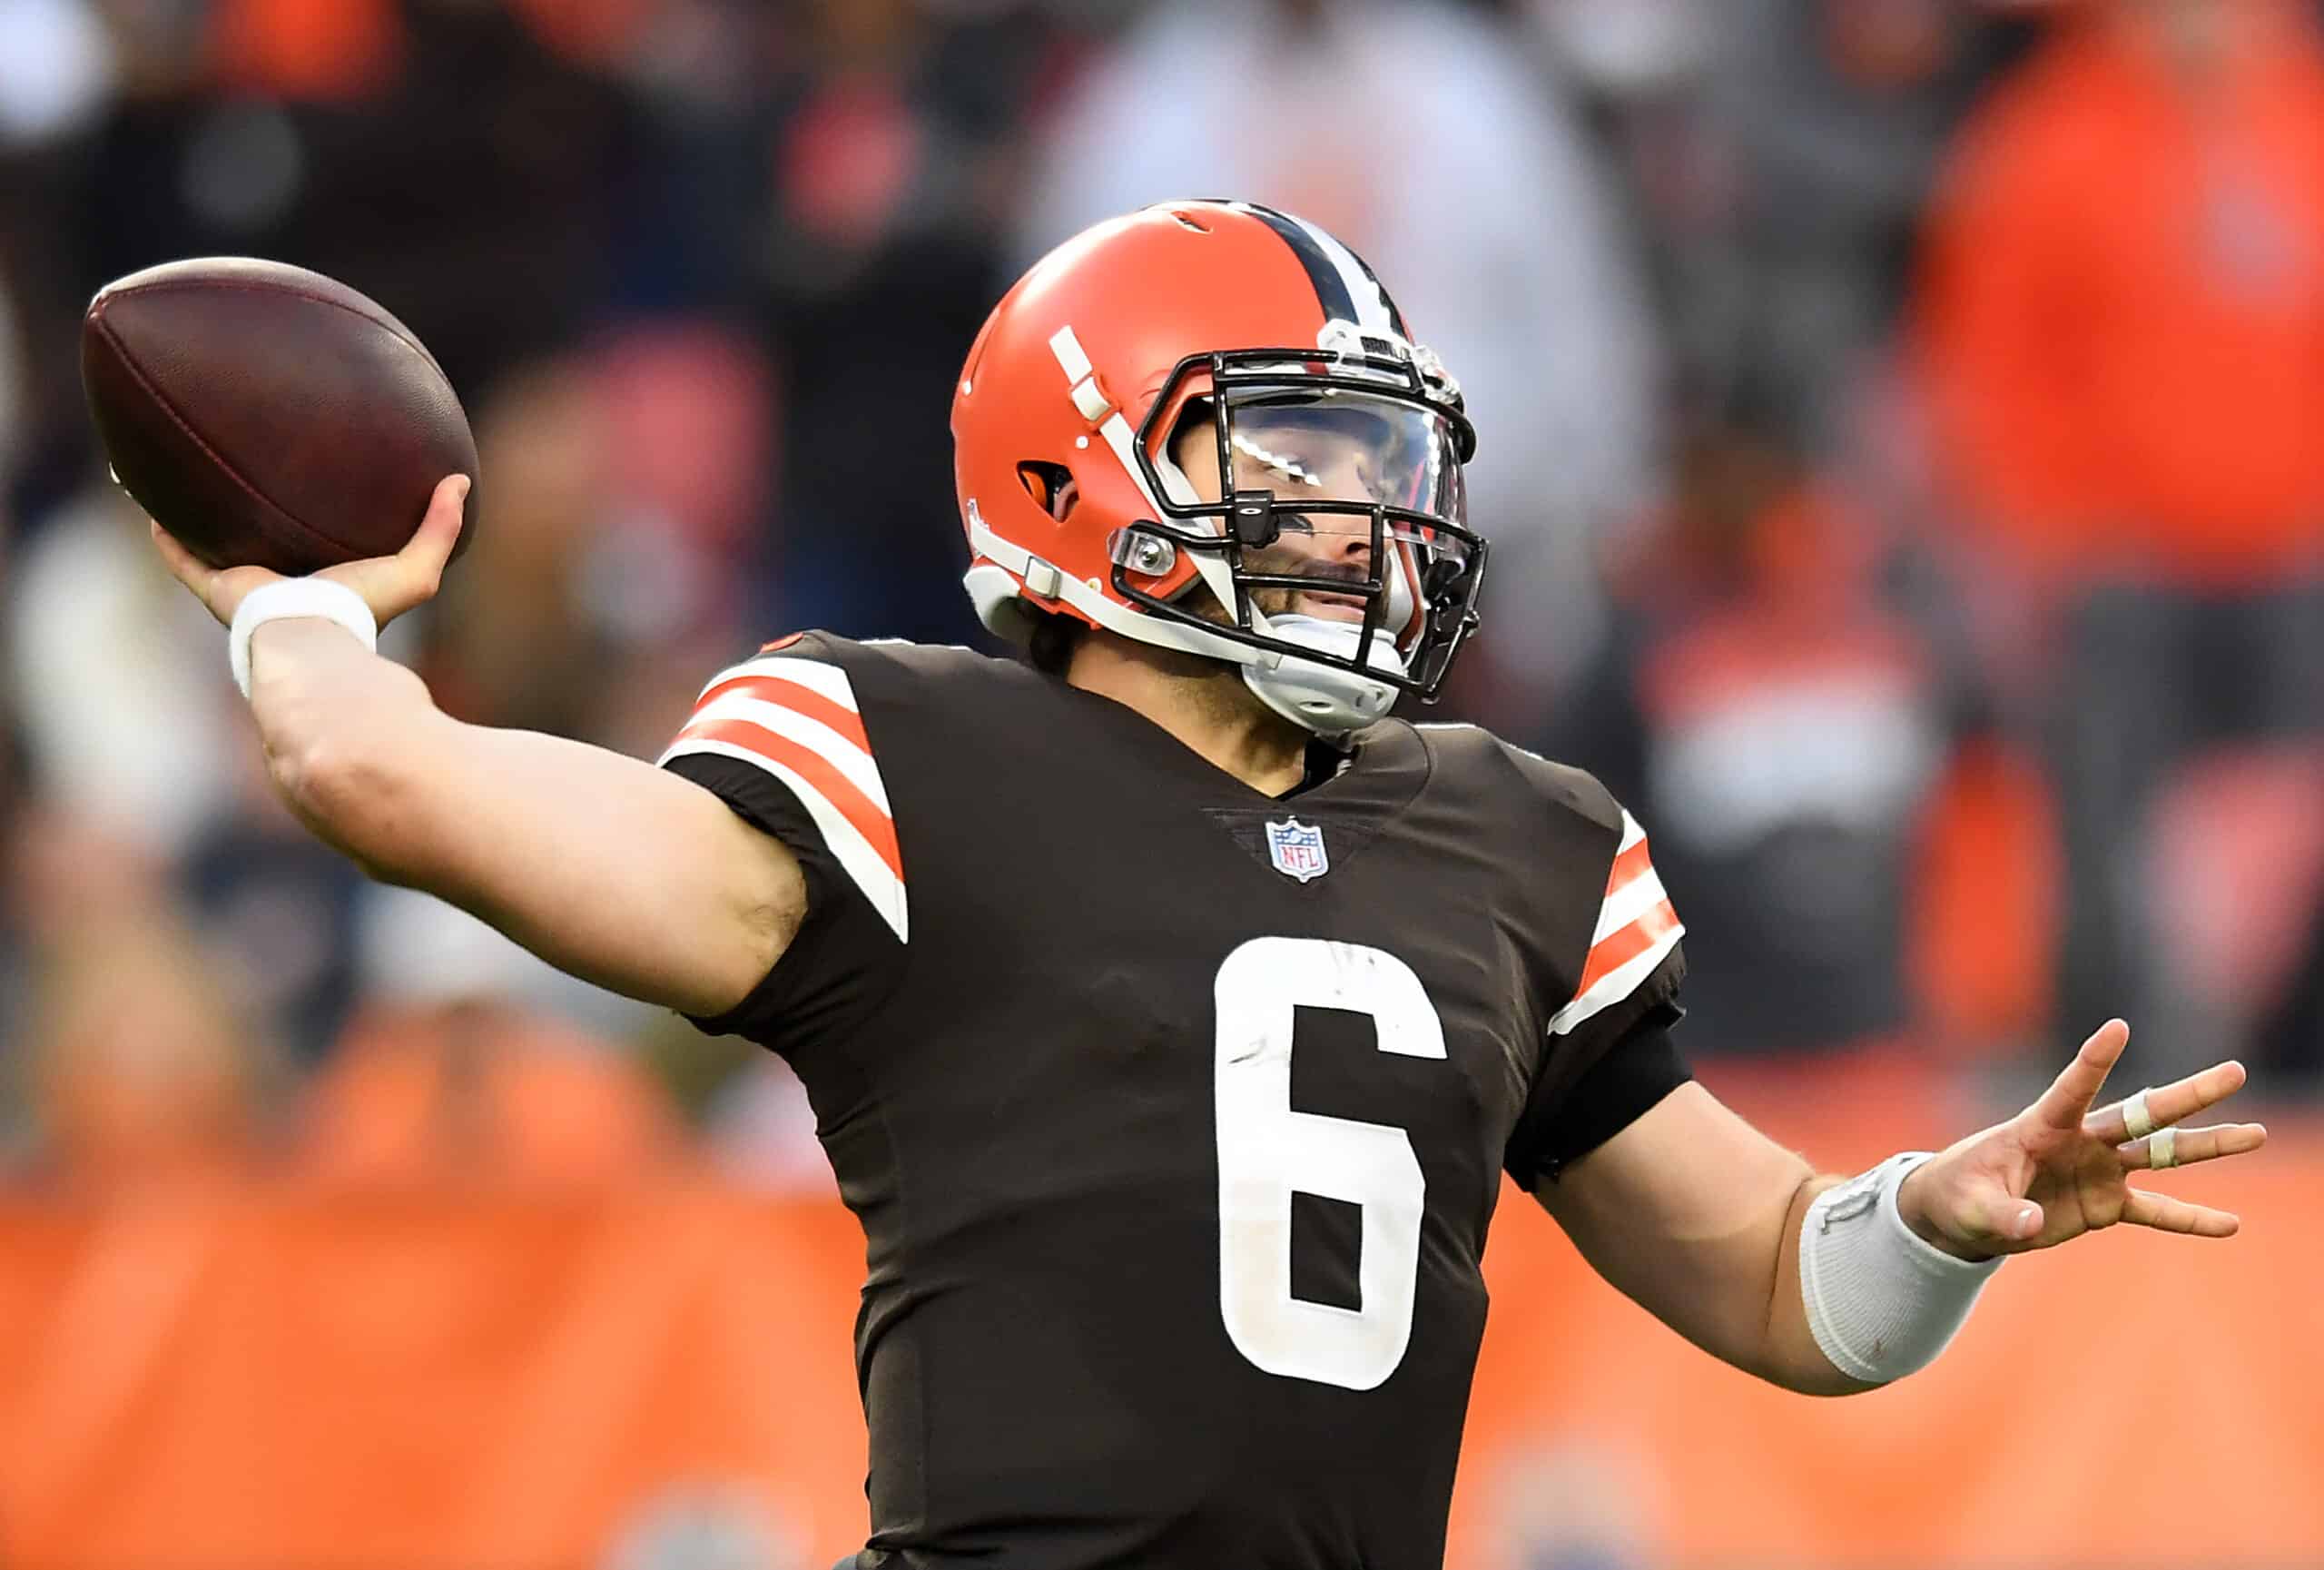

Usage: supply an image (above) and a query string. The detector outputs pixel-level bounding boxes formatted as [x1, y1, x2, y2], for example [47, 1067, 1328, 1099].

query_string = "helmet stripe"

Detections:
[1236, 203, 1405, 337]
[1236, 202, 1359, 330]
[1291, 213, 1408, 338]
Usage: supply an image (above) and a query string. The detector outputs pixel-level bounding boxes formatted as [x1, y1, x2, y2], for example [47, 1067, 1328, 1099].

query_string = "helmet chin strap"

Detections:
[1241, 613, 1408, 739]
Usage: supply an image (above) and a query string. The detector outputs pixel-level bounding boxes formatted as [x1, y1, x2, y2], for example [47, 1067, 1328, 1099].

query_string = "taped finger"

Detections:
[2115, 1122, 2268, 1171]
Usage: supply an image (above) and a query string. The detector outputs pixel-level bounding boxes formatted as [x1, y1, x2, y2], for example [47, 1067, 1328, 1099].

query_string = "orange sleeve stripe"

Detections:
[1575, 898, 1679, 995]
[674, 716, 903, 883]
[693, 673, 871, 754]
[1605, 835, 1654, 895]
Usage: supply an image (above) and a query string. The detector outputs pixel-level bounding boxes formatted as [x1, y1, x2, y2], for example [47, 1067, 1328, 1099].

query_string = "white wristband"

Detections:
[228, 578, 379, 699]
[1797, 1152, 2003, 1386]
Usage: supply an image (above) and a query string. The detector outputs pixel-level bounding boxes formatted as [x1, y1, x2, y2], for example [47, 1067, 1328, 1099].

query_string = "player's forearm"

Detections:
[1758, 1172, 1870, 1397]
[243, 617, 804, 1016]
[1596, 1163, 1866, 1397]
[248, 617, 441, 878]
[1540, 1086, 1876, 1396]
[1628, 1164, 1868, 1397]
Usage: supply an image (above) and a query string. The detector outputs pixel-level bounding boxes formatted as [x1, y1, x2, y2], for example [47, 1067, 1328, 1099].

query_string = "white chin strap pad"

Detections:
[1242, 614, 1407, 736]
[1384, 546, 1421, 639]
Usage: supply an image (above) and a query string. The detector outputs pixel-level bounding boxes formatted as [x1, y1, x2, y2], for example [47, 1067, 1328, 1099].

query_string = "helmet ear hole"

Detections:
[1018, 460, 1077, 519]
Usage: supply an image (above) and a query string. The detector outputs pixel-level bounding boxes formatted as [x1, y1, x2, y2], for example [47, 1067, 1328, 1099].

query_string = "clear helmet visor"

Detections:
[1159, 389, 1474, 641]
[1223, 391, 1466, 523]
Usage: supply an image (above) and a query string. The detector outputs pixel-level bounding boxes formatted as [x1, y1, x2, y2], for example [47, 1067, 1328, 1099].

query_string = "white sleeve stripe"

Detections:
[659, 738, 908, 943]
[1593, 866, 1671, 944]
[679, 694, 891, 815]
[1547, 920, 1684, 1037]
[1615, 809, 1647, 854]
[694, 656, 861, 712]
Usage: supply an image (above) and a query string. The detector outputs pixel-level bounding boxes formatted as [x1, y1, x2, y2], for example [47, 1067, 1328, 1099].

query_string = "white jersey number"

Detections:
[1214, 936, 1447, 1390]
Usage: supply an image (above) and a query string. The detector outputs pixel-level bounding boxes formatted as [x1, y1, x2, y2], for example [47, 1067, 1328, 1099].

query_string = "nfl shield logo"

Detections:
[1265, 818, 1330, 883]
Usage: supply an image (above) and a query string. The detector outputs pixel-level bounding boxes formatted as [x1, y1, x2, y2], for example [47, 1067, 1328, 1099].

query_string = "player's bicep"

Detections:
[346, 707, 806, 1017]
[1532, 1082, 1816, 1377]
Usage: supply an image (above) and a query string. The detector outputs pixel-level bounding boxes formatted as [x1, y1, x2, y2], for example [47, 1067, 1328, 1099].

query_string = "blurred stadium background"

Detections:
[1, 0, 2320, 1566]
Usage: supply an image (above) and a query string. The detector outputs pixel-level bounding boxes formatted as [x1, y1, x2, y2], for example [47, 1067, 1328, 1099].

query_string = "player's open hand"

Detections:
[150, 473, 469, 631]
[1896, 1019, 2265, 1261]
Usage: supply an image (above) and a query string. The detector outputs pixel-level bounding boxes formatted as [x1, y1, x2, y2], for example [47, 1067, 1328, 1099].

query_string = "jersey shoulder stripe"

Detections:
[1548, 809, 1682, 1036]
[696, 669, 869, 752]
[660, 653, 908, 943]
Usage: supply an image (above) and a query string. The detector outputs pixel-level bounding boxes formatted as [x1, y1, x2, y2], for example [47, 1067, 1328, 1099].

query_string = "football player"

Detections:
[153, 202, 2265, 1569]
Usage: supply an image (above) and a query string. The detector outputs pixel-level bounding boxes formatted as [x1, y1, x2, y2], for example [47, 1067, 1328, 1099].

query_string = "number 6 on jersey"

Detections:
[1215, 937, 1448, 1390]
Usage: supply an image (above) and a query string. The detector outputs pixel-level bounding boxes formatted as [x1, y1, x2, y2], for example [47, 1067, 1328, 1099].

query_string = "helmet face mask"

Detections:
[1112, 343, 1489, 705]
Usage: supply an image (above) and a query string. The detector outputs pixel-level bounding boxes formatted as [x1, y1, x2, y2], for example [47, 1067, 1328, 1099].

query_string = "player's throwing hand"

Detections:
[151, 472, 470, 631]
[1896, 1019, 2266, 1259]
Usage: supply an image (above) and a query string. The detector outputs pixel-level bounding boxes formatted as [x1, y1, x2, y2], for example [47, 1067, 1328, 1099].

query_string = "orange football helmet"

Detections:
[952, 201, 1487, 735]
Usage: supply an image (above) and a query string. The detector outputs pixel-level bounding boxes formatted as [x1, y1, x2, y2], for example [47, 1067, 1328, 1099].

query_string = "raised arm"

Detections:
[153, 477, 804, 1018]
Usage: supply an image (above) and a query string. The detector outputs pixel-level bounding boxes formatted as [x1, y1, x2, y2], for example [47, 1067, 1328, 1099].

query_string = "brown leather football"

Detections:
[81, 258, 478, 575]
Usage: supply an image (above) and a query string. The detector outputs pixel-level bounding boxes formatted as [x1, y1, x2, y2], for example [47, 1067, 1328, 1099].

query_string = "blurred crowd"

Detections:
[1, 0, 2320, 1190]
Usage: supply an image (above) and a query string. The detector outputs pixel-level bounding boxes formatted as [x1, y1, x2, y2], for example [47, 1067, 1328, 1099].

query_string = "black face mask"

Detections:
[1108, 344, 1490, 705]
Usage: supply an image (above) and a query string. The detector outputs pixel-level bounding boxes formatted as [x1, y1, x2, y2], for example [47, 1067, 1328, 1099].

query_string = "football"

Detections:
[81, 257, 478, 576]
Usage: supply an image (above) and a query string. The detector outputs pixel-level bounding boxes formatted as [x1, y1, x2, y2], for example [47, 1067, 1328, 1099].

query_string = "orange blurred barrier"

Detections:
[2, 1101, 2319, 1570]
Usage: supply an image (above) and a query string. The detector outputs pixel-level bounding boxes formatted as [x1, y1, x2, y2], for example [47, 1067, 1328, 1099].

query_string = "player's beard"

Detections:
[1187, 546, 1372, 626]
[1145, 548, 1375, 736]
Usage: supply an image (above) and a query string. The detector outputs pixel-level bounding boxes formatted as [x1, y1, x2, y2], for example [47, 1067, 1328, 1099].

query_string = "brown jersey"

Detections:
[659, 633, 1689, 1570]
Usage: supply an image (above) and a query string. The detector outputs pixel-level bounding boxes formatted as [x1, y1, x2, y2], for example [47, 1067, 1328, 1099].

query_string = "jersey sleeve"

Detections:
[655, 633, 909, 1050]
[1546, 805, 1686, 1041]
[1504, 796, 1692, 1187]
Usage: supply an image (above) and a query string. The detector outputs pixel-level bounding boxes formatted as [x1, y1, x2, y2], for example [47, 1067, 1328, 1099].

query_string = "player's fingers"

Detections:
[1951, 1183, 2043, 1249]
[399, 474, 469, 581]
[2119, 1188, 2240, 1238]
[147, 521, 281, 626]
[2085, 1060, 2249, 1145]
[2116, 1122, 2268, 1170]
[2031, 1019, 2130, 1131]
[150, 518, 223, 609]
[337, 476, 468, 626]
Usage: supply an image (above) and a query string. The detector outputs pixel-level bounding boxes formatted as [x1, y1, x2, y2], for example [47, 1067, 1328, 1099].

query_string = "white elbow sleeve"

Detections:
[1797, 1152, 2002, 1386]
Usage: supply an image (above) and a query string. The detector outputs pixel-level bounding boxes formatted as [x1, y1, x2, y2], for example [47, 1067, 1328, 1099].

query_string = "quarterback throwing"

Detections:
[153, 202, 2263, 1570]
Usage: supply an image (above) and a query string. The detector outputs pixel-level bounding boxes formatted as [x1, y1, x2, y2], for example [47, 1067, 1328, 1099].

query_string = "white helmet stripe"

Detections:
[1229, 202, 1401, 337]
[1284, 213, 1399, 337]
[1047, 323, 1094, 382]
